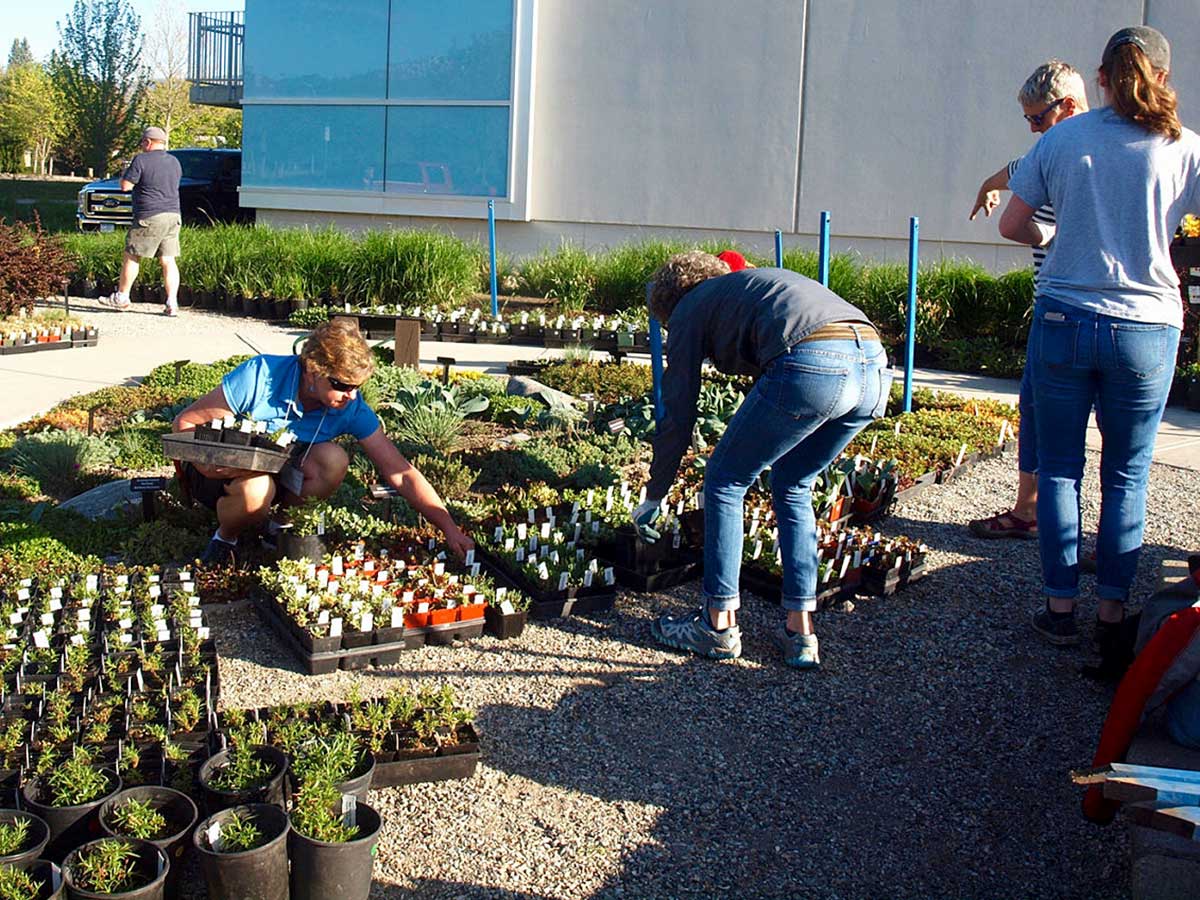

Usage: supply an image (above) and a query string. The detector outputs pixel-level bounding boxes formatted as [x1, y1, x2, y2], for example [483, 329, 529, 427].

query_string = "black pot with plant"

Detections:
[0, 859, 63, 899]
[0, 809, 51, 870]
[198, 745, 288, 814]
[288, 779, 381, 900]
[193, 803, 289, 900]
[61, 837, 168, 900]
[289, 734, 375, 804]
[20, 761, 121, 863]
[98, 787, 196, 894]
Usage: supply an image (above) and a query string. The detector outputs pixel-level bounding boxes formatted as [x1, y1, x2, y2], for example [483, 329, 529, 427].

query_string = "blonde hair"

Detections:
[1101, 43, 1181, 139]
[1018, 60, 1088, 107]
[301, 318, 375, 383]
[648, 251, 731, 322]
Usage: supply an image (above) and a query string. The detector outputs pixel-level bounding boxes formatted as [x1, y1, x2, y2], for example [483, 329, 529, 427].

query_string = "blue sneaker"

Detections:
[773, 627, 820, 669]
[200, 536, 237, 566]
[651, 608, 742, 660]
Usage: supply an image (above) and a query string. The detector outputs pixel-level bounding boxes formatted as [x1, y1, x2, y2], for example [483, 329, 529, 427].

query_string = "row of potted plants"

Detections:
[0, 323, 98, 355]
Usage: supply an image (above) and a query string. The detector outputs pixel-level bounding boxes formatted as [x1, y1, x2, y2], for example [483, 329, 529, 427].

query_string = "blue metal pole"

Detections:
[903, 216, 920, 413]
[488, 200, 499, 318]
[818, 210, 831, 287]
[774, 229, 783, 268]
[647, 283, 665, 425]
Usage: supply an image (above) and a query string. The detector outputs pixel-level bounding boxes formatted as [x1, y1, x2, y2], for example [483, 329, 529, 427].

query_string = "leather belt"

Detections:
[799, 322, 880, 343]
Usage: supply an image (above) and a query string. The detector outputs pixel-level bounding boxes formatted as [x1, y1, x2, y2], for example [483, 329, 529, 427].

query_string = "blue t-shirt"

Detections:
[122, 150, 182, 220]
[221, 355, 380, 444]
[1009, 107, 1200, 328]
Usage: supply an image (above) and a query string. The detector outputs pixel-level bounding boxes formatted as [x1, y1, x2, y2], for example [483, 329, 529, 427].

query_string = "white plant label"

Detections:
[558, 572, 569, 591]
[391, 607, 404, 628]
[464, 548, 475, 566]
[603, 567, 615, 586]
[329, 617, 343, 638]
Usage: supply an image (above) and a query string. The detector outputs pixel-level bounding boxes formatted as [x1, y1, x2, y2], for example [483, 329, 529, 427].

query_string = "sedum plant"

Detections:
[0, 817, 31, 855]
[0, 864, 40, 900]
[109, 797, 169, 841]
[69, 840, 139, 894]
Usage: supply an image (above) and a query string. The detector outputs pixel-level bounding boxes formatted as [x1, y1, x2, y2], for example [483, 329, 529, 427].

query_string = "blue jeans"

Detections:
[702, 333, 892, 612]
[1029, 297, 1179, 602]
[1018, 360, 1037, 475]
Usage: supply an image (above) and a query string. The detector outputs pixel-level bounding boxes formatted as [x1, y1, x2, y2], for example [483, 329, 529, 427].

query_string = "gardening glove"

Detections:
[632, 498, 663, 543]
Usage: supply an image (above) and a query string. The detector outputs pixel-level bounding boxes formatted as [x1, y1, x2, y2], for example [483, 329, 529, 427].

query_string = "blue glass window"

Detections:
[245, 0, 389, 98]
[385, 107, 509, 197]
[388, 0, 513, 100]
[243, 106, 386, 192]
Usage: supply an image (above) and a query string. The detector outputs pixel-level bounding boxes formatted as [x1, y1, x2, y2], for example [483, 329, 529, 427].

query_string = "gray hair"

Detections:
[1017, 60, 1087, 106]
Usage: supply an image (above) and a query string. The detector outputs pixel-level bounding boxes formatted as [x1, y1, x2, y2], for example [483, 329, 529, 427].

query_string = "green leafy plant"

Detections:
[210, 748, 273, 794]
[289, 777, 359, 843]
[47, 755, 111, 807]
[0, 864, 40, 900]
[109, 797, 169, 840]
[217, 811, 265, 853]
[410, 453, 478, 499]
[9, 429, 118, 500]
[517, 241, 598, 312]
[0, 817, 31, 855]
[67, 839, 139, 894]
[391, 405, 467, 456]
[291, 732, 364, 787]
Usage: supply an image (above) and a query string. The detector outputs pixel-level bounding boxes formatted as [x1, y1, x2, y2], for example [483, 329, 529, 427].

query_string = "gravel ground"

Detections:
[201, 449, 1200, 900]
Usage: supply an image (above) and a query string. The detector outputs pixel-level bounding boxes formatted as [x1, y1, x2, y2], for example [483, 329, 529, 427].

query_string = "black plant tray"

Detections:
[861, 561, 928, 597]
[478, 550, 616, 619]
[506, 360, 552, 376]
[483, 606, 527, 640]
[162, 431, 290, 474]
[371, 749, 479, 788]
[609, 560, 700, 592]
[739, 565, 844, 610]
[892, 472, 938, 505]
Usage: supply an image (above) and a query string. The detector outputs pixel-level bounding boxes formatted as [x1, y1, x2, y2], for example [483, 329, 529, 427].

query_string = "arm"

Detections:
[358, 427, 474, 557]
[644, 319, 704, 501]
[119, 179, 134, 191]
[969, 165, 1010, 220]
[999, 195, 1053, 247]
[172, 385, 255, 479]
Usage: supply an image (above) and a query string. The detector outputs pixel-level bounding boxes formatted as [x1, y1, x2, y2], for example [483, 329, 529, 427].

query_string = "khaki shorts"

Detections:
[126, 212, 182, 259]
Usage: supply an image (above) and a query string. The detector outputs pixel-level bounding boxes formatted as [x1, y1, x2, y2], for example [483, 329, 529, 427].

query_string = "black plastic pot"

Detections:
[0, 809, 51, 869]
[98, 787, 196, 893]
[62, 837, 168, 900]
[193, 803, 290, 900]
[289, 752, 375, 804]
[21, 769, 122, 863]
[279, 533, 325, 562]
[483, 605, 527, 640]
[24, 860, 64, 899]
[288, 802, 381, 900]
[198, 746, 288, 814]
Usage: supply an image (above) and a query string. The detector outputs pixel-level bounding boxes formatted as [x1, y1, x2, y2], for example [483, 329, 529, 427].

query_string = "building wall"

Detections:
[245, 0, 1200, 270]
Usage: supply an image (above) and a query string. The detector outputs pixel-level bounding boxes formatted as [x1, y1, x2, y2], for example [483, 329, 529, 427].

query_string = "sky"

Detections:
[1, 0, 245, 65]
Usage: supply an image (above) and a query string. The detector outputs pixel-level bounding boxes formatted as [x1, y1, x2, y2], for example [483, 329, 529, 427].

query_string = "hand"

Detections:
[969, 188, 1001, 220]
[442, 524, 475, 559]
[632, 498, 662, 543]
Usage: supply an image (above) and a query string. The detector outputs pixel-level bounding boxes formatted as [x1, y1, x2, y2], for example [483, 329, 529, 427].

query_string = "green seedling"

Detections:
[0, 864, 40, 900]
[0, 817, 31, 855]
[109, 797, 169, 841]
[289, 778, 358, 843]
[210, 748, 272, 794]
[69, 839, 139, 894]
[47, 755, 110, 807]
[218, 811, 265, 853]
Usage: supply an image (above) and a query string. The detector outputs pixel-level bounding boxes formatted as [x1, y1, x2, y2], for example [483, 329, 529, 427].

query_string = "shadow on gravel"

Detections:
[372, 883, 554, 900]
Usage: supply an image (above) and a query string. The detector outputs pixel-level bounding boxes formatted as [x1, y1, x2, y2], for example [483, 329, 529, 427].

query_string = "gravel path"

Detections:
[203, 448, 1199, 899]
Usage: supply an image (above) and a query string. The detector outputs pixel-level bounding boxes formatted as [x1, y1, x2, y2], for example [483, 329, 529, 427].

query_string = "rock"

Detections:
[57, 479, 139, 520]
[506, 376, 578, 410]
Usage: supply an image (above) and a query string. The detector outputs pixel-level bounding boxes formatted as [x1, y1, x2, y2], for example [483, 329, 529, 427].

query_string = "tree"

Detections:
[140, 0, 190, 143]
[50, 0, 147, 176]
[0, 63, 65, 174]
[8, 39, 35, 69]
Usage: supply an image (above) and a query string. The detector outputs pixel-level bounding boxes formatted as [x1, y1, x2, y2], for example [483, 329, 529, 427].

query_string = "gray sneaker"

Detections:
[99, 293, 131, 311]
[773, 627, 820, 669]
[651, 608, 742, 659]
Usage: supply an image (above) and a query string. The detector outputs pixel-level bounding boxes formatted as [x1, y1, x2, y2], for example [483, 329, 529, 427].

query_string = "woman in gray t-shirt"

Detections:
[999, 26, 1200, 660]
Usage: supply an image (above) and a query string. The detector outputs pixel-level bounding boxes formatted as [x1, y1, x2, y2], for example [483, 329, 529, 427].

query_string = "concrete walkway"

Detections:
[5, 295, 1200, 470]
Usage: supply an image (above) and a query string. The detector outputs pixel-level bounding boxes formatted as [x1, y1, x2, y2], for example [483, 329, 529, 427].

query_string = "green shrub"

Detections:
[391, 406, 465, 455]
[110, 421, 170, 470]
[142, 355, 250, 394]
[411, 453, 478, 499]
[538, 362, 652, 403]
[344, 229, 481, 306]
[288, 305, 330, 328]
[518, 241, 598, 313]
[780, 249, 865, 306]
[9, 430, 118, 499]
[0, 471, 40, 501]
[591, 240, 689, 313]
[360, 364, 427, 409]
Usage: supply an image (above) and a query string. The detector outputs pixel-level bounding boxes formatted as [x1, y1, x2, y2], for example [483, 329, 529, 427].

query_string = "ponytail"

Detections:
[1101, 43, 1182, 139]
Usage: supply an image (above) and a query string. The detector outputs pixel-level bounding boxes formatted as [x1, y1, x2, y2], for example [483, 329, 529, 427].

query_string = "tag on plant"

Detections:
[207, 822, 223, 852]
[603, 567, 615, 586]
[464, 548, 475, 566]
[329, 617, 343, 638]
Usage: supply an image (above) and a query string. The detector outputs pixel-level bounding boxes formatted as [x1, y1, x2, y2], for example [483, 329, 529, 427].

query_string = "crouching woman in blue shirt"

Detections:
[173, 319, 474, 564]
[633, 252, 891, 669]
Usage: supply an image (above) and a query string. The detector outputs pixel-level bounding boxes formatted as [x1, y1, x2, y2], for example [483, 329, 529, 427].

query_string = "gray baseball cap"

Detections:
[141, 126, 167, 143]
[1102, 26, 1170, 71]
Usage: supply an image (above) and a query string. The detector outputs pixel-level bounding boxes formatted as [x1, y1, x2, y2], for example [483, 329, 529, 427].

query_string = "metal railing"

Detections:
[188, 11, 243, 87]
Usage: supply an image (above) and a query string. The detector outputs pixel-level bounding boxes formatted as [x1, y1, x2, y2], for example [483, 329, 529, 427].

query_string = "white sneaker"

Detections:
[99, 293, 131, 311]
[164, 299, 178, 317]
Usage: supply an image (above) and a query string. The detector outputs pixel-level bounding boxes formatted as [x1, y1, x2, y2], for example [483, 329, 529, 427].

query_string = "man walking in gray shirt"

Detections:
[101, 126, 183, 317]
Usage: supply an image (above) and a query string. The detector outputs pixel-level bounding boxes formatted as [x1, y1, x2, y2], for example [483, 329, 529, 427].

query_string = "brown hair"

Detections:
[300, 318, 375, 383]
[1101, 43, 1181, 140]
[648, 251, 731, 322]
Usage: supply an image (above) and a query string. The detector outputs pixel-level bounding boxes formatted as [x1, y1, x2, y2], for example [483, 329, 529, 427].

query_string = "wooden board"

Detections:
[1126, 803, 1200, 842]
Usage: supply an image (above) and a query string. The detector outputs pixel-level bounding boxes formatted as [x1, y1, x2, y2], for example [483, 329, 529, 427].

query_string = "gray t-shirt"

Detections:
[122, 150, 182, 220]
[1009, 107, 1200, 328]
[647, 267, 873, 499]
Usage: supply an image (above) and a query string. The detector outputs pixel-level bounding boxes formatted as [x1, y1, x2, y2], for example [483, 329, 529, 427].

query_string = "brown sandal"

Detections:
[968, 511, 1038, 539]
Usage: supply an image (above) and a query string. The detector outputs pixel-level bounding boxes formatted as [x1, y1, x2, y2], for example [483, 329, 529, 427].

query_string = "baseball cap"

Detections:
[1102, 26, 1170, 71]
[141, 126, 167, 143]
[716, 250, 749, 271]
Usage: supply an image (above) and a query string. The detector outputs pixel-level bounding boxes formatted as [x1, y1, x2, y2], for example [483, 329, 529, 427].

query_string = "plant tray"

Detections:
[371, 749, 479, 788]
[609, 560, 700, 592]
[740, 565, 844, 610]
[861, 561, 928, 597]
[161, 430, 291, 474]
[892, 472, 938, 505]
[478, 551, 616, 619]
[483, 606, 527, 640]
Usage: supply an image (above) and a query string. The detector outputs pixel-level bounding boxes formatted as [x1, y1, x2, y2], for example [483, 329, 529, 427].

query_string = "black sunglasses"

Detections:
[1023, 97, 1065, 127]
[327, 375, 364, 392]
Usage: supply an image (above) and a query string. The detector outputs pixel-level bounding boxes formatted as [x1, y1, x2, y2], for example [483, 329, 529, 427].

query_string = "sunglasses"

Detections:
[1023, 97, 1065, 127]
[327, 375, 364, 392]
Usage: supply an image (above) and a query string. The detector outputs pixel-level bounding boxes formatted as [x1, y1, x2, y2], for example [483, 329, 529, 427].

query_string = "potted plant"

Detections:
[0, 811, 50, 871]
[278, 500, 327, 562]
[98, 788, 197, 893]
[0, 861, 62, 900]
[288, 732, 375, 803]
[198, 745, 288, 814]
[193, 804, 290, 900]
[20, 755, 121, 863]
[484, 590, 530, 640]
[61, 838, 168, 900]
[287, 777, 381, 900]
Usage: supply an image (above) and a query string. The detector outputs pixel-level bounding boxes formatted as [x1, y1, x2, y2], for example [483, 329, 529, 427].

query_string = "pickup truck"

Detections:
[76, 148, 252, 231]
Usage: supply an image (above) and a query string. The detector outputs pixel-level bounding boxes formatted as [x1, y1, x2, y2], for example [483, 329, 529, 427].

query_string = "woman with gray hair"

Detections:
[1000, 26, 1200, 660]
[633, 252, 890, 668]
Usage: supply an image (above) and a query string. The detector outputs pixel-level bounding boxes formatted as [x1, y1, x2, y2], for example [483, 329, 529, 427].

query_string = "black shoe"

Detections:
[200, 536, 237, 566]
[1082, 615, 1138, 681]
[1032, 603, 1080, 646]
